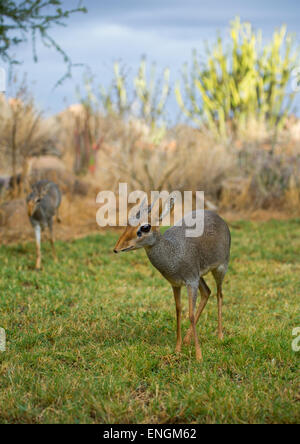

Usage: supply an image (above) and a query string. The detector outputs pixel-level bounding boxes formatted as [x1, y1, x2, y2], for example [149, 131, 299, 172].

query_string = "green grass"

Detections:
[0, 219, 299, 424]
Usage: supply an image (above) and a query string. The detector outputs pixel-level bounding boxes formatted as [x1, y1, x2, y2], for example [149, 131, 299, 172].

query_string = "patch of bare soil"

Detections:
[0, 195, 101, 245]
[0, 164, 105, 245]
[0, 193, 296, 247]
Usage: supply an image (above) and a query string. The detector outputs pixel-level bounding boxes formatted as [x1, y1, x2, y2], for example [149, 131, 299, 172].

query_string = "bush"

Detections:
[176, 17, 300, 138]
[0, 84, 59, 196]
[78, 57, 170, 143]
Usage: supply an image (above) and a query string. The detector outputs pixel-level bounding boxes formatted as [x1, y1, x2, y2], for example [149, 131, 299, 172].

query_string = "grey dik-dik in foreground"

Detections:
[26, 180, 62, 270]
[114, 198, 231, 361]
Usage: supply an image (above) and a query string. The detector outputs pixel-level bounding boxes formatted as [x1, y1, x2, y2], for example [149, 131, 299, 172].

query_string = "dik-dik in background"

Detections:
[26, 180, 61, 270]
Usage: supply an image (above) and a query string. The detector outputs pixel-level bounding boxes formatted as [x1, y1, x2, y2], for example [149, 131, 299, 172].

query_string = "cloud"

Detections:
[3, 0, 300, 116]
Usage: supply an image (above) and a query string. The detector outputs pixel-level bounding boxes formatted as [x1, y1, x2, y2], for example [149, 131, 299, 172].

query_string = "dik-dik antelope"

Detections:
[114, 198, 231, 361]
[26, 180, 61, 270]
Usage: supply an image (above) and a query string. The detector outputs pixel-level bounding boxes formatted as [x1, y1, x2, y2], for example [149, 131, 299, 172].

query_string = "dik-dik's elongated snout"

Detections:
[27, 196, 41, 217]
[113, 224, 154, 253]
[27, 200, 35, 217]
[113, 225, 138, 253]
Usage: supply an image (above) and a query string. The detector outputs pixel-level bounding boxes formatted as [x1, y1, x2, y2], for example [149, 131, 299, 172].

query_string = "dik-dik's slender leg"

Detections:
[172, 286, 182, 353]
[48, 221, 57, 262]
[34, 225, 41, 270]
[183, 278, 211, 345]
[217, 284, 223, 340]
[187, 285, 202, 361]
[212, 268, 225, 340]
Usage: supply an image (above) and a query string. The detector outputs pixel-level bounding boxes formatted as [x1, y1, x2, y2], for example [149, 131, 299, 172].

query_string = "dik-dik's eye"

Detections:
[137, 224, 151, 237]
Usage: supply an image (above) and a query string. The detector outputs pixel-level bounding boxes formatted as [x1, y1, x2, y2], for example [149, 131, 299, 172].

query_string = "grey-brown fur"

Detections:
[145, 210, 231, 289]
[26, 180, 61, 269]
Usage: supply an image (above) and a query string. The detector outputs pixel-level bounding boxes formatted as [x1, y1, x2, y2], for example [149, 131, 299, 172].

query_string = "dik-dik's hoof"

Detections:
[195, 350, 203, 362]
[175, 344, 181, 353]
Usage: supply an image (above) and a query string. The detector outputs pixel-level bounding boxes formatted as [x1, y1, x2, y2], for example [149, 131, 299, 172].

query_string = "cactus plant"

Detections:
[81, 58, 170, 144]
[134, 57, 170, 129]
[175, 17, 300, 138]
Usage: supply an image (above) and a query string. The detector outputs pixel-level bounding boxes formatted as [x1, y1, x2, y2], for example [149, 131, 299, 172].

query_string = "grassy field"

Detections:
[0, 219, 299, 424]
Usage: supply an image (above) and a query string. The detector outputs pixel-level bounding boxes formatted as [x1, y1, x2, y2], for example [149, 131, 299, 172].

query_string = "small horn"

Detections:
[158, 195, 176, 222]
[135, 196, 148, 220]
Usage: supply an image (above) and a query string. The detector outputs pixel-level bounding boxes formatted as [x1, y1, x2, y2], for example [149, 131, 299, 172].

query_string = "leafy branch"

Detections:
[0, 0, 87, 85]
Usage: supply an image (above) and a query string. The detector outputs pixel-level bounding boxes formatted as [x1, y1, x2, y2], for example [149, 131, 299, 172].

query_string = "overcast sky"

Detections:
[3, 0, 300, 117]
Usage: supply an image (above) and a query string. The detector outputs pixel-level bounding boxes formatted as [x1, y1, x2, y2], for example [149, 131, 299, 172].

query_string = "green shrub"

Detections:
[175, 17, 300, 137]
[79, 58, 170, 137]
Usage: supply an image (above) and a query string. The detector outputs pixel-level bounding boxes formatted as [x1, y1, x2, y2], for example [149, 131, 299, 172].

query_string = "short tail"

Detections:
[56, 209, 61, 223]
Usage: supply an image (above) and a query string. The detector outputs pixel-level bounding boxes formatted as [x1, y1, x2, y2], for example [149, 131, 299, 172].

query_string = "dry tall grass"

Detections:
[1, 93, 300, 231]
[0, 91, 59, 198]
[57, 105, 300, 214]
